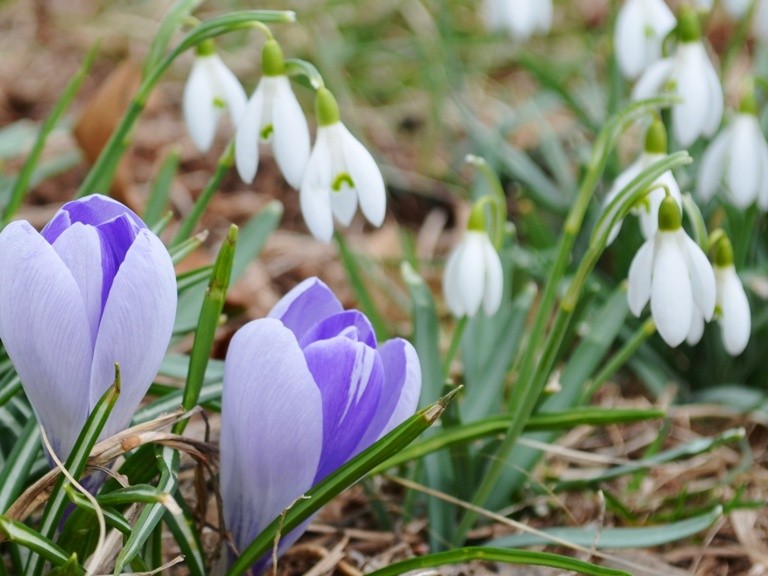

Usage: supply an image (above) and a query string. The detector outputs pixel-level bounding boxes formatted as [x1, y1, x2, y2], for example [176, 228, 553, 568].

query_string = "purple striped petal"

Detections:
[0, 222, 93, 458]
[298, 310, 377, 349]
[268, 277, 343, 341]
[41, 194, 144, 244]
[220, 318, 323, 553]
[89, 230, 177, 440]
[304, 336, 384, 483]
[354, 338, 422, 451]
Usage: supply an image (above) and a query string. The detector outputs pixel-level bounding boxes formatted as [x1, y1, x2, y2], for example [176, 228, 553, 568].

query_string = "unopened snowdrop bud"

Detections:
[482, 0, 552, 42]
[183, 40, 247, 152]
[698, 90, 768, 210]
[299, 88, 386, 242]
[603, 118, 682, 243]
[0, 195, 177, 459]
[615, 0, 676, 79]
[627, 196, 716, 347]
[713, 236, 751, 355]
[235, 40, 311, 188]
[632, 7, 723, 147]
[443, 204, 504, 318]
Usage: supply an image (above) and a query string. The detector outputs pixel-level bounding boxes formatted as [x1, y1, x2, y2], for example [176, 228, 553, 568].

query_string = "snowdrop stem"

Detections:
[681, 193, 708, 251]
[465, 155, 507, 249]
[75, 10, 293, 198]
[442, 316, 468, 379]
[284, 58, 325, 90]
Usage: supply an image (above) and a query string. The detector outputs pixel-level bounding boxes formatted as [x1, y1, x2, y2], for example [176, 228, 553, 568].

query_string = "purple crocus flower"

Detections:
[0, 194, 177, 459]
[220, 278, 421, 570]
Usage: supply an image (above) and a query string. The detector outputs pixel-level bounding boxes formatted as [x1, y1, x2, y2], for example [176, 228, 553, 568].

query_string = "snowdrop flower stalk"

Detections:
[299, 88, 386, 242]
[632, 7, 723, 147]
[183, 40, 247, 152]
[235, 39, 310, 188]
[698, 89, 768, 210]
[221, 278, 421, 570]
[0, 195, 177, 459]
[482, 0, 552, 42]
[615, 0, 676, 80]
[712, 234, 751, 355]
[628, 195, 716, 347]
[603, 117, 682, 243]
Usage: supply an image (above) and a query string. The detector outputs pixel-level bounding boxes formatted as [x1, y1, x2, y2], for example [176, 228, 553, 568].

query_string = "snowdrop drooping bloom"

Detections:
[628, 195, 716, 347]
[615, 0, 676, 80]
[697, 92, 768, 210]
[632, 8, 723, 147]
[183, 40, 247, 152]
[221, 278, 421, 571]
[300, 88, 386, 242]
[603, 118, 682, 243]
[713, 236, 751, 355]
[0, 195, 177, 459]
[724, 0, 751, 18]
[235, 40, 310, 188]
[482, 0, 552, 42]
[756, 0, 768, 40]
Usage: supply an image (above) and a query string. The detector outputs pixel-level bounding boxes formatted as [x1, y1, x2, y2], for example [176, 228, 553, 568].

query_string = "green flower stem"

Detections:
[453, 96, 677, 545]
[284, 58, 325, 90]
[442, 316, 468, 379]
[1, 44, 97, 226]
[172, 142, 234, 246]
[582, 318, 657, 402]
[465, 154, 507, 249]
[75, 10, 294, 199]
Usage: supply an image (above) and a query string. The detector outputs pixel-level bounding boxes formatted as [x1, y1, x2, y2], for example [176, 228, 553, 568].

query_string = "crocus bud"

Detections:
[0, 195, 177, 459]
[220, 278, 421, 571]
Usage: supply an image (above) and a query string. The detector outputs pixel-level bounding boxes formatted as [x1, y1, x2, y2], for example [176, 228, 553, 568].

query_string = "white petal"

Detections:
[183, 58, 219, 152]
[682, 233, 716, 321]
[443, 242, 466, 317]
[727, 115, 760, 208]
[330, 185, 358, 226]
[480, 235, 503, 315]
[686, 307, 705, 345]
[234, 82, 265, 184]
[701, 52, 723, 137]
[757, 132, 768, 210]
[300, 131, 334, 242]
[456, 232, 487, 317]
[209, 54, 247, 126]
[697, 128, 730, 202]
[341, 125, 386, 228]
[627, 238, 654, 316]
[725, 0, 751, 19]
[717, 266, 751, 355]
[615, 0, 647, 79]
[672, 43, 711, 147]
[632, 58, 675, 101]
[638, 169, 682, 240]
[272, 77, 311, 189]
[651, 232, 693, 347]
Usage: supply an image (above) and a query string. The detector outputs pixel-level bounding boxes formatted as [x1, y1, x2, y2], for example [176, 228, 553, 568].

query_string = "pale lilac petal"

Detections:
[628, 238, 654, 316]
[342, 126, 386, 228]
[304, 337, 384, 482]
[682, 234, 716, 321]
[42, 195, 144, 242]
[0, 222, 93, 458]
[717, 267, 750, 355]
[221, 318, 322, 553]
[183, 58, 219, 152]
[481, 235, 503, 315]
[727, 116, 760, 208]
[697, 129, 730, 202]
[632, 59, 675, 101]
[651, 233, 693, 346]
[299, 310, 377, 349]
[268, 277, 343, 340]
[90, 230, 177, 440]
[234, 82, 265, 184]
[272, 76, 310, 189]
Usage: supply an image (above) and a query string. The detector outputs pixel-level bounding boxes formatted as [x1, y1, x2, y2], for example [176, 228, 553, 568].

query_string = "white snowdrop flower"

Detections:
[713, 237, 751, 355]
[628, 196, 716, 347]
[698, 94, 768, 210]
[632, 8, 723, 147]
[235, 40, 310, 189]
[299, 88, 386, 243]
[482, 0, 552, 42]
[615, 0, 676, 80]
[755, 0, 768, 40]
[183, 41, 247, 153]
[603, 118, 682, 244]
[443, 224, 503, 318]
[724, 0, 751, 17]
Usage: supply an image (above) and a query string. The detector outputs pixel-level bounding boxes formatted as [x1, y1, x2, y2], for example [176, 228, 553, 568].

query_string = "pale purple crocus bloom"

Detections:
[0, 194, 177, 459]
[221, 278, 421, 571]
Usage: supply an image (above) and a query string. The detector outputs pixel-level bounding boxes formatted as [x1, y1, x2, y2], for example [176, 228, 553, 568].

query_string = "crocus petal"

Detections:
[268, 277, 344, 340]
[42, 195, 144, 242]
[628, 238, 654, 316]
[651, 233, 693, 346]
[728, 116, 759, 208]
[697, 128, 730, 202]
[234, 82, 265, 184]
[300, 131, 335, 242]
[90, 230, 177, 440]
[221, 318, 322, 552]
[304, 336, 384, 482]
[0, 222, 93, 458]
[272, 76, 311, 189]
[342, 125, 386, 227]
[615, 0, 647, 79]
[681, 234, 716, 321]
[183, 58, 219, 152]
[481, 235, 504, 315]
[632, 58, 675, 101]
[299, 310, 377, 350]
[717, 267, 750, 355]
